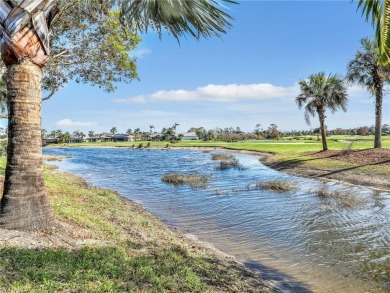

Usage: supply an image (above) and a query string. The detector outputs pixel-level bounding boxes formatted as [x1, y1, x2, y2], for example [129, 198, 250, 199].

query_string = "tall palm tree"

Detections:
[149, 125, 154, 134]
[110, 127, 118, 135]
[357, 0, 390, 64]
[296, 72, 348, 151]
[346, 38, 390, 148]
[0, 0, 235, 230]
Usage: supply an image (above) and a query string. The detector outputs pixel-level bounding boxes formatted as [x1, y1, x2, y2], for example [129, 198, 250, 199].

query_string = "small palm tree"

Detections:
[296, 72, 348, 151]
[346, 38, 390, 148]
[110, 127, 117, 135]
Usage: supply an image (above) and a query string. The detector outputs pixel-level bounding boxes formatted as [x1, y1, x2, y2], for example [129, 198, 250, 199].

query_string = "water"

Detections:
[44, 148, 390, 293]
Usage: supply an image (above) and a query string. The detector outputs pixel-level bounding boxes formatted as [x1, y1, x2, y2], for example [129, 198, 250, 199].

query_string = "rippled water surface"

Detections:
[44, 148, 390, 293]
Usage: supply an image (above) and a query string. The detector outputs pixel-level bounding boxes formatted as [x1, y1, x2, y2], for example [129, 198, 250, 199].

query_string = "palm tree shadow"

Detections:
[244, 260, 315, 293]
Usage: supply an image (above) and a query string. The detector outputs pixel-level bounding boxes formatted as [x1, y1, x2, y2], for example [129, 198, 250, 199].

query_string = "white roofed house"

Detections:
[179, 132, 199, 141]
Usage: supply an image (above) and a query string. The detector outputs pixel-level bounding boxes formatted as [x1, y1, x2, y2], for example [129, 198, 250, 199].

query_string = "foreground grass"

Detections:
[0, 158, 276, 293]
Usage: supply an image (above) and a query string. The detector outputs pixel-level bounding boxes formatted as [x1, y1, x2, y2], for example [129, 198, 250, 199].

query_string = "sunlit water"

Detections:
[44, 148, 390, 293]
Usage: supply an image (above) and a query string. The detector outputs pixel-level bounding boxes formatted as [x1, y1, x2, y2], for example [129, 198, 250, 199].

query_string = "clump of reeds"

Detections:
[256, 180, 296, 193]
[44, 155, 72, 161]
[211, 153, 234, 161]
[217, 157, 243, 170]
[161, 173, 209, 188]
[312, 187, 366, 208]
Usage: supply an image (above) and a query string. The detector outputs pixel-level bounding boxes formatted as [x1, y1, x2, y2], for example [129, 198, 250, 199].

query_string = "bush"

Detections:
[161, 173, 209, 188]
[131, 144, 135, 148]
[312, 187, 366, 208]
[138, 143, 143, 148]
[211, 153, 234, 161]
[216, 157, 243, 170]
[166, 143, 170, 148]
[256, 180, 296, 193]
[146, 142, 151, 148]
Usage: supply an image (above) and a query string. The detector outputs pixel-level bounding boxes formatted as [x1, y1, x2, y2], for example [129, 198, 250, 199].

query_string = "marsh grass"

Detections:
[312, 187, 366, 208]
[215, 157, 243, 170]
[0, 158, 274, 292]
[43, 155, 72, 161]
[256, 180, 296, 193]
[211, 153, 234, 160]
[161, 173, 209, 188]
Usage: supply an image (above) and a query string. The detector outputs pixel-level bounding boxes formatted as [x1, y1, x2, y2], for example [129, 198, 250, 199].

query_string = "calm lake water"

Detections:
[44, 148, 390, 293]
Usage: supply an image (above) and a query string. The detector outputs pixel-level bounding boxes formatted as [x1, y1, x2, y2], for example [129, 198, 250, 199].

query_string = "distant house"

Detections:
[179, 132, 199, 141]
[112, 134, 134, 142]
[44, 137, 58, 144]
[70, 136, 83, 143]
[85, 136, 101, 143]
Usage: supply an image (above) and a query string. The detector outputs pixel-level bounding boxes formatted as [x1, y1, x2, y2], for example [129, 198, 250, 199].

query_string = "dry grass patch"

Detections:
[256, 180, 296, 193]
[211, 153, 234, 161]
[313, 187, 366, 208]
[161, 173, 209, 188]
[216, 157, 243, 170]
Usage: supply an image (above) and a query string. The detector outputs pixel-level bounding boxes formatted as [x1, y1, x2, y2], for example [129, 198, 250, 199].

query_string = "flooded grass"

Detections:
[313, 187, 367, 208]
[216, 157, 243, 170]
[161, 173, 209, 188]
[211, 153, 234, 160]
[256, 180, 296, 193]
[43, 155, 72, 161]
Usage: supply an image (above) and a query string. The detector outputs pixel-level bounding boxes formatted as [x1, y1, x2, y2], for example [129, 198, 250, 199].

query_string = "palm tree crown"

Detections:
[119, 0, 236, 40]
[296, 72, 348, 124]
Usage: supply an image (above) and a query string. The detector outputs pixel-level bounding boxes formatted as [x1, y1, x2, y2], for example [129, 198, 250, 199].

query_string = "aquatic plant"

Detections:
[161, 173, 209, 188]
[211, 153, 234, 161]
[256, 180, 296, 193]
[313, 187, 366, 208]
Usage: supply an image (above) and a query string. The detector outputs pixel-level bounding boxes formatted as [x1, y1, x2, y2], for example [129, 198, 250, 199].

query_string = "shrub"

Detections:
[131, 144, 135, 148]
[256, 180, 296, 192]
[138, 143, 143, 148]
[161, 173, 209, 188]
[166, 143, 170, 148]
[312, 187, 366, 208]
[146, 142, 151, 148]
[216, 157, 243, 170]
[211, 153, 234, 161]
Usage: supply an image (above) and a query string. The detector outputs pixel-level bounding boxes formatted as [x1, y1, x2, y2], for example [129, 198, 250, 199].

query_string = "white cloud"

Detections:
[114, 96, 147, 104]
[132, 48, 152, 59]
[56, 119, 98, 127]
[114, 83, 300, 104]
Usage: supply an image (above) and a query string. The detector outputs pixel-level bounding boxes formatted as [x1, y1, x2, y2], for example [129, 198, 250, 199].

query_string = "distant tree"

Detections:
[296, 72, 348, 151]
[41, 129, 47, 139]
[110, 127, 117, 135]
[267, 124, 279, 139]
[254, 124, 262, 138]
[172, 122, 179, 134]
[149, 125, 155, 134]
[88, 131, 95, 138]
[126, 129, 133, 136]
[357, 126, 369, 136]
[134, 128, 141, 140]
[347, 38, 390, 148]
[313, 127, 321, 141]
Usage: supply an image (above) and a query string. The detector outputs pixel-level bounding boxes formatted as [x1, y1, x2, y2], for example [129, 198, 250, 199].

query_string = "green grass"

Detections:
[0, 158, 276, 293]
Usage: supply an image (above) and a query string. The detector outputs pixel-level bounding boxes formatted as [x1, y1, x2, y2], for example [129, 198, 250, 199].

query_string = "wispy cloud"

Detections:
[56, 119, 98, 127]
[132, 48, 152, 59]
[113, 83, 300, 104]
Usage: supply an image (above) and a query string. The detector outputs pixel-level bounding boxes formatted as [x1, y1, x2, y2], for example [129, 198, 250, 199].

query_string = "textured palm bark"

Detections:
[374, 82, 383, 149]
[318, 107, 328, 151]
[0, 60, 53, 230]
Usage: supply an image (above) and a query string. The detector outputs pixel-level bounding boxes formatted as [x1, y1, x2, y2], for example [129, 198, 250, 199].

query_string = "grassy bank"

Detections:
[0, 158, 278, 292]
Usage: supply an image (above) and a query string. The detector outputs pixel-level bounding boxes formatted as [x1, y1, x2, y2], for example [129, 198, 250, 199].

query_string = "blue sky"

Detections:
[40, 1, 390, 134]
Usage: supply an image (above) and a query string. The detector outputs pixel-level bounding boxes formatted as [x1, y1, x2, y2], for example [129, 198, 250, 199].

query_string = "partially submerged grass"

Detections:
[161, 173, 209, 188]
[216, 157, 243, 170]
[43, 155, 72, 161]
[0, 158, 276, 292]
[256, 180, 297, 193]
[312, 187, 366, 208]
[211, 153, 234, 160]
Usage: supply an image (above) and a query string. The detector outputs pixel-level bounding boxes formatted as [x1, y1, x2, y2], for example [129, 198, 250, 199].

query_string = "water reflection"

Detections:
[44, 148, 390, 293]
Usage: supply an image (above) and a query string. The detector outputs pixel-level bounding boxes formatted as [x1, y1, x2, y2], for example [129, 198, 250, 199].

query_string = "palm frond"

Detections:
[118, 0, 237, 40]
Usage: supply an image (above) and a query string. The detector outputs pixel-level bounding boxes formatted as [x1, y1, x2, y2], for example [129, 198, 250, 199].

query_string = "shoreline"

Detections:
[0, 159, 283, 292]
[45, 144, 390, 192]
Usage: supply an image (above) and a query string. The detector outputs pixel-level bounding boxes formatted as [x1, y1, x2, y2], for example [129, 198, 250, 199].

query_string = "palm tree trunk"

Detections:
[318, 108, 328, 151]
[0, 60, 53, 230]
[374, 85, 383, 149]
